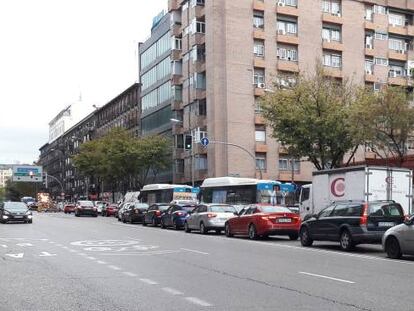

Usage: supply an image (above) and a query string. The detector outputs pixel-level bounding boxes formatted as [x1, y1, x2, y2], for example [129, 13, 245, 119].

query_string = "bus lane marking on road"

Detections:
[162, 287, 184, 296]
[184, 297, 213, 307]
[108, 265, 122, 271]
[139, 278, 158, 285]
[5, 253, 24, 259]
[180, 248, 209, 255]
[0, 244, 8, 248]
[16, 243, 33, 247]
[39, 252, 56, 257]
[299, 272, 355, 284]
[122, 272, 137, 277]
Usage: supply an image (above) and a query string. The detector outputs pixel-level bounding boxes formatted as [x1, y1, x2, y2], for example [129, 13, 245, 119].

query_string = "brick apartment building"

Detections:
[158, 0, 414, 185]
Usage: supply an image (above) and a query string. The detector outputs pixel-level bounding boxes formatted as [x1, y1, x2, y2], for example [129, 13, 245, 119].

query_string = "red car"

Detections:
[63, 204, 76, 214]
[102, 204, 119, 217]
[225, 205, 301, 240]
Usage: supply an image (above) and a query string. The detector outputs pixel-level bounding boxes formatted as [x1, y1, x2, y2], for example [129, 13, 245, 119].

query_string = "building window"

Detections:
[322, 0, 341, 16]
[277, 46, 298, 61]
[374, 5, 386, 15]
[277, 19, 297, 36]
[255, 98, 263, 114]
[389, 63, 406, 78]
[191, 20, 206, 34]
[172, 36, 182, 50]
[279, 158, 301, 172]
[175, 159, 184, 174]
[278, 0, 297, 7]
[389, 12, 405, 27]
[323, 53, 342, 68]
[254, 40, 265, 57]
[365, 59, 374, 75]
[175, 134, 184, 148]
[253, 11, 264, 29]
[389, 38, 407, 53]
[322, 25, 341, 42]
[375, 57, 388, 66]
[256, 153, 267, 170]
[365, 5, 373, 21]
[374, 31, 388, 40]
[365, 33, 373, 48]
[253, 68, 265, 86]
[195, 155, 208, 170]
[255, 126, 266, 142]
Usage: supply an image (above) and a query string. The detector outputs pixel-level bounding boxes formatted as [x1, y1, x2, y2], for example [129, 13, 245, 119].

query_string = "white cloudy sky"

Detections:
[0, 0, 166, 164]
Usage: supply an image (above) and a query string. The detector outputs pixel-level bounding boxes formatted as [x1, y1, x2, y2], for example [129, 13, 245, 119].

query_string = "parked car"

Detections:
[94, 201, 107, 215]
[122, 203, 149, 223]
[225, 205, 300, 240]
[64, 204, 76, 214]
[117, 203, 132, 221]
[161, 203, 197, 230]
[102, 204, 119, 217]
[142, 203, 170, 226]
[0, 201, 33, 224]
[186, 204, 237, 234]
[299, 200, 405, 251]
[75, 200, 98, 217]
[382, 214, 414, 259]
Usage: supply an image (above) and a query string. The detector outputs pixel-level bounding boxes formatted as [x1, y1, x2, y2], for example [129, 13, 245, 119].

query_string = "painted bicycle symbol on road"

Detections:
[70, 240, 159, 253]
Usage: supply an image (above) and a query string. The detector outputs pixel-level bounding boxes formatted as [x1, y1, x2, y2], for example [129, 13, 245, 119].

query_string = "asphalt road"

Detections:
[0, 213, 413, 311]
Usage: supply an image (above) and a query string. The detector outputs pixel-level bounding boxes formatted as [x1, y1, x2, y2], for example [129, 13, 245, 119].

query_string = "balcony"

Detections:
[322, 41, 344, 52]
[171, 24, 181, 37]
[255, 144, 268, 153]
[323, 67, 343, 79]
[365, 48, 375, 57]
[388, 25, 409, 36]
[322, 13, 343, 25]
[365, 73, 376, 83]
[168, 0, 179, 11]
[171, 75, 182, 86]
[171, 49, 182, 61]
[253, 29, 265, 40]
[276, 34, 299, 45]
[388, 50, 408, 61]
[253, 0, 265, 11]
[364, 21, 376, 31]
[172, 124, 184, 135]
[276, 5, 298, 17]
[194, 61, 206, 73]
[277, 60, 299, 73]
[190, 33, 205, 46]
[388, 76, 408, 86]
[171, 100, 183, 111]
[254, 87, 265, 96]
[195, 5, 205, 18]
[254, 57, 266, 68]
[255, 115, 265, 125]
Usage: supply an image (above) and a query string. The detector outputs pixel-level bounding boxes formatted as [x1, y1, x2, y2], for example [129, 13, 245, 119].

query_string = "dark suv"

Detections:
[299, 201, 405, 251]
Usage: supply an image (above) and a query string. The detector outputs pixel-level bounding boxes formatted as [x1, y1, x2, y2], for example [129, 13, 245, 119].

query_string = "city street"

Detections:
[1, 214, 413, 311]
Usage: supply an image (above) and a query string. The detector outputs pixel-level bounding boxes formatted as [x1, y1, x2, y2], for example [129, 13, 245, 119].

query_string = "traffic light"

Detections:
[184, 135, 192, 150]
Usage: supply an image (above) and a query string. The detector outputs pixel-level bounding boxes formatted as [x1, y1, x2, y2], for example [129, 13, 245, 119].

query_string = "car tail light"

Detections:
[207, 213, 217, 218]
[176, 212, 184, 216]
[360, 203, 368, 225]
[261, 216, 270, 220]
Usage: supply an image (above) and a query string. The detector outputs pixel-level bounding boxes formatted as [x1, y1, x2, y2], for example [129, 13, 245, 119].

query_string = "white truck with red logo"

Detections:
[299, 166, 413, 219]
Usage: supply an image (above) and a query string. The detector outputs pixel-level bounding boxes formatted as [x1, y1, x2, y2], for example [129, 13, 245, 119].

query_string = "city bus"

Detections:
[199, 177, 296, 210]
[139, 184, 198, 205]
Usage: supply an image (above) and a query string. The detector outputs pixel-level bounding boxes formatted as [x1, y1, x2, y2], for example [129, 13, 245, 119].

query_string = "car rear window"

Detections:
[369, 203, 404, 217]
[159, 205, 170, 211]
[260, 206, 292, 213]
[210, 205, 236, 213]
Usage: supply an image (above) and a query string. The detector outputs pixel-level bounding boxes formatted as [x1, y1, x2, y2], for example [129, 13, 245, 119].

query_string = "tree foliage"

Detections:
[4, 179, 38, 201]
[73, 128, 171, 193]
[353, 86, 414, 166]
[262, 65, 369, 170]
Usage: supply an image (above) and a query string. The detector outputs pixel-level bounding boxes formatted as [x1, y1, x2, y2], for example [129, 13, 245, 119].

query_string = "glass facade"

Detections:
[142, 56, 171, 91]
[141, 105, 172, 135]
[141, 81, 171, 112]
[141, 32, 171, 71]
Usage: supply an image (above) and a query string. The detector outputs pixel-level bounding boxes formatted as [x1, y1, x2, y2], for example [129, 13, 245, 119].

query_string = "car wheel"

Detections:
[289, 233, 299, 241]
[200, 222, 207, 234]
[64, 211, 67, 214]
[339, 230, 355, 251]
[225, 223, 233, 237]
[248, 224, 258, 240]
[184, 222, 191, 233]
[75, 212, 80, 217]
[122, 216, 127, 223]
[117, 216, 121, 222]
[174, 220, 180, 230]
[385, 236, 402, 259]
[28, 220, 33, 224]
[300, 227, 313, 247]
[160, 219, 166, 229]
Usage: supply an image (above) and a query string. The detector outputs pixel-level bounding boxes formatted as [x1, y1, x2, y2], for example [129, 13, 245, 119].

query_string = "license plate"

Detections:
[378, 222, 394, 227]
[277, 218, 292, 223]
[218, 218, 226, 221]
[14, 216, 23, 219]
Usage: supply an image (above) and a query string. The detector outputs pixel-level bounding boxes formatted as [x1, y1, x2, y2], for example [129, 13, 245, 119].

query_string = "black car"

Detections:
[0, 202, 33, 224]
[299, 200, 405, 251]
[122, 203, 149, 224]
[142, 203, 170, 226]
[74, 200, 98, 217]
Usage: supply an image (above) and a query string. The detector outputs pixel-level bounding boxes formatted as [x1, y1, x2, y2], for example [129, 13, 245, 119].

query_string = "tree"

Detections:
[353, 86, 414, 166]
[4, 179, 38, 201]
[261, 65, 369, 170]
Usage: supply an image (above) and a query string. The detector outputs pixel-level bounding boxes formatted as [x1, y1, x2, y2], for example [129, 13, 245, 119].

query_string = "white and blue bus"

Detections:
[139, 184, 198, 205]
[199, 177, 296, 210]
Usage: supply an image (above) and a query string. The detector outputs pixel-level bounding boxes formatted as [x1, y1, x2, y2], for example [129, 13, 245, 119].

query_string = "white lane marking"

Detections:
[139, 278, 158, 285]
[108, 265, 122, 271]
[5, 253, 24, 259]
[101, 250, 179, 256]
[299, 272, 355, 284]
[184, 297, 213, 307]
[86, 256, 96, 260]
[78, 253, 87, 256]
[39, 252, 56, 257]
[162, 287, 184, 296]
[96, 260, 107, 264]
[16, 243, 33, 247]
[122, 272, 137, 277]
[0, 244, 8, 248]
[180, 248, 209, 255]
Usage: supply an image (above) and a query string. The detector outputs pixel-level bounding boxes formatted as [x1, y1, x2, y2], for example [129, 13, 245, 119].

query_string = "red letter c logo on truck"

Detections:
[331, 178, 345, 197]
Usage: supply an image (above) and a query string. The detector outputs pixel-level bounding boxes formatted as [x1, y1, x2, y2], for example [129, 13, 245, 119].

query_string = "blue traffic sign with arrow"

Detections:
[200, 137, 209, 147]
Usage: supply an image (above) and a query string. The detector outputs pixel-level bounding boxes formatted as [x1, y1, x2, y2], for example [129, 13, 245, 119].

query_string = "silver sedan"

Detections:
[382, 215, 414, 259]
[184, 204, 237, 234]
